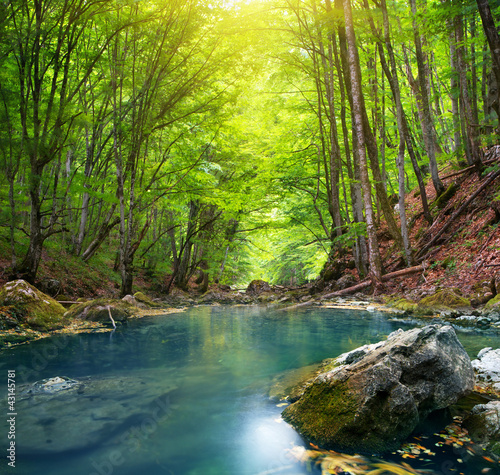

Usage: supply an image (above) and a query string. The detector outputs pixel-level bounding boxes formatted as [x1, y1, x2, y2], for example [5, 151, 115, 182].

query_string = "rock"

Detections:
[282, 325, 474, 453]
[485, 294, 500, 310]
[39, 278, 62, 297]
[335, 274, 357, 290]
[455, 315, 491, 328]
[472, 348, 500, 390]
[0, 280, 66, 331]
[121, 294, 149, 309]
[5, 373, 178, 454]
[63, 298, 134, 325]
[133, 291, 160, 307]
[388, 297, 418, 313]
[463, 401, 500, 455]
[418, 288, 470, 313]
[246, 280, 271, 295]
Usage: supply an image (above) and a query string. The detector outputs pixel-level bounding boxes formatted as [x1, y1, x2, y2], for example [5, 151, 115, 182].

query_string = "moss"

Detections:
[0, 280, 66, 331]
[282, 380, 359, 449]
[418, 288, 470, 312]
[392, 298, 419, 313]
[432, 182, 458, 210]
[485, 294, 500, 310]
[133, 291, 160, 307]
[64, 298, 133, 323]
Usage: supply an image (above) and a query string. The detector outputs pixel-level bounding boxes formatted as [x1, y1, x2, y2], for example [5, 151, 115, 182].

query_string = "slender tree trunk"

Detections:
[342, 0, 382, 284]
[449, 28, 462, 158]
[410, 0, 445, 196]
[476, 0, 500, 128]
[81, 206, 119, 262]
[380, 0, 412, 265]
[455, 13, 483, 169]
[333, 4, 368, 276]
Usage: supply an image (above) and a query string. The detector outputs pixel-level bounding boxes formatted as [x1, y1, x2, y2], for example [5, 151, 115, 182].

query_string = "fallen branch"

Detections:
[322, 265, 425, 298]
[107, 305, 117, 330]
[417, 170, 500, 260]
[280, 265, 425, 310]
[441, 164, 476, 180]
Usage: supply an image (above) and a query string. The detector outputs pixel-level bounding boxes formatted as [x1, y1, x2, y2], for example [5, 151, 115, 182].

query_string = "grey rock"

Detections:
[282, 325, 474, 453]
[472, 347, 500, 390]
[463, 401, 500, 455]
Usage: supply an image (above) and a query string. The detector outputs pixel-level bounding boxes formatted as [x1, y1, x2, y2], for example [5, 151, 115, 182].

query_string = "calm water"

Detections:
[0, 305, 498, 475]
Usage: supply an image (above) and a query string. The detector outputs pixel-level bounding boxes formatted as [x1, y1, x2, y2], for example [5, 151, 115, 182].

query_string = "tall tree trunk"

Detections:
[81, 206, 120, 262]
[16, 163, 44, 283]
[342, 0, 382, 284]
[379, 0, 412, 265]
[449, 27, 462, 158]
[454, 13, 483, 169]
[476, 0, 500, 128]
[333, 1, 368, 276]
[410, 0, 445, 196]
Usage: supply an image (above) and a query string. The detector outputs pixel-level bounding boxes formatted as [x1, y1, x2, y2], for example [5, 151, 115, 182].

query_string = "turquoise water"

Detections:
[0, 305, 498, 475]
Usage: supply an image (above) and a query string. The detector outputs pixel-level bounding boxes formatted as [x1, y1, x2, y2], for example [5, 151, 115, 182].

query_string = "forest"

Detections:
[0, 0, 499, 298]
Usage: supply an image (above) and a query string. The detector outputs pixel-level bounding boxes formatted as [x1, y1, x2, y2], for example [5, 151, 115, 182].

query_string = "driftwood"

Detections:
[281, 265, 425, 311]
[417, 170, 500, 260]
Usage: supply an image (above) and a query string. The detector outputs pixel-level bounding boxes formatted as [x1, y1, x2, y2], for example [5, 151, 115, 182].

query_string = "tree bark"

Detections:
[454, 13, 483, 169]
[379, 0, 412, 265]
[410, 0, 445, 196]
[342, 0, 382, 284]
[476, 0, 500, 127]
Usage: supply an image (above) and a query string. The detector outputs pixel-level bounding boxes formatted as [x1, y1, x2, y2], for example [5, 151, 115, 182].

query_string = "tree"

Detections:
[342, 0, 382, 283]
[476, 0, 500, 127]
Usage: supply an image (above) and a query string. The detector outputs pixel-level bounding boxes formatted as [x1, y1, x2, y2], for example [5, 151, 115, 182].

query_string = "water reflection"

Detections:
[0, 306, 496, 475]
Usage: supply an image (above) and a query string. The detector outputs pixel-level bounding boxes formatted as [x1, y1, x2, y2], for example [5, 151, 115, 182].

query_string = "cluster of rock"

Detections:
[388, 286, 500, 329]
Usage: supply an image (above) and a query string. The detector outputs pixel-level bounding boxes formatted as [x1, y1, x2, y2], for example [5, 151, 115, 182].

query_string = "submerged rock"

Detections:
[282, 325, 474, 454]
[0, 280, 66, 331]
[7, 373, 178, 454]
[463, 401, 500, 456]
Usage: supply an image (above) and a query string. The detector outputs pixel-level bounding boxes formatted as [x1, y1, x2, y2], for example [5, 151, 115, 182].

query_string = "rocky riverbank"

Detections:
[1, 277, 500, 347]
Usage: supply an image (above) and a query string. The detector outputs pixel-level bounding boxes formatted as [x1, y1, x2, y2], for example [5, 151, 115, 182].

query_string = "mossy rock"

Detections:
[133, 291, 160, 307]
[282, 380, 364, 450]
[418, 288, 470, 313]
[64, 298, 134, 324]
[485, 294, 500, 310]
[0, 280, 66, 331]
[388, 297, 419, 313]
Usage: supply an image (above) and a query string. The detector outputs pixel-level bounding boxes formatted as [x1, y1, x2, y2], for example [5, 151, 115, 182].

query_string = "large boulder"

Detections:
[0, 280, 66, 331]
[282, 325, 474, 454]
[246, 280, 271, 295]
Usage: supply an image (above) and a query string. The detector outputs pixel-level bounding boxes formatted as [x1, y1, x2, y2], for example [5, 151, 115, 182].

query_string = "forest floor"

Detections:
[0, 148, 499, 305]
[317, 147, 500, 303]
